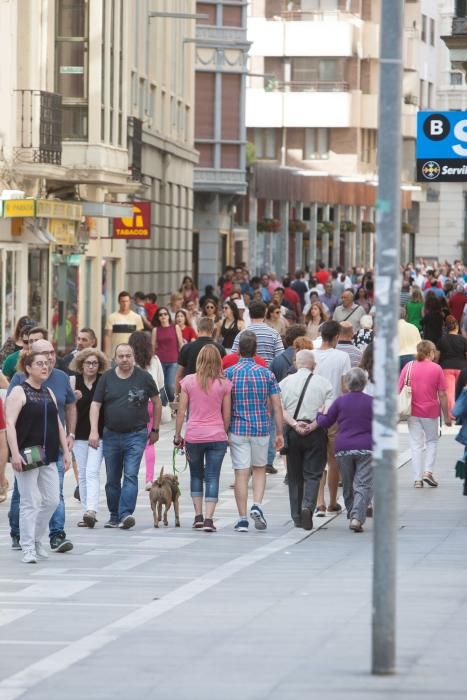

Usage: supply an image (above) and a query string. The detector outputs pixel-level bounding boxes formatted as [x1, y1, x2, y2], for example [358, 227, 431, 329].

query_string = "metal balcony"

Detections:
[127, 117, 143, 181]
[15, 90, 62, 165]
[453, 16, 467, 35]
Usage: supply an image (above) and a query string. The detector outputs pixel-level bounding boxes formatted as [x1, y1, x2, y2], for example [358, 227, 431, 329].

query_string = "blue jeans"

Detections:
[161, 362, 177, 402]
[8, 452, 66, 540]
[103, 427, 148, 522]
[185, 441, 228, 502]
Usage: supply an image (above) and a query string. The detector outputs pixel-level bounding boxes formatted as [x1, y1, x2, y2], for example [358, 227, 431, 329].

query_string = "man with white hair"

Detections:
[279, 350, 333, 531]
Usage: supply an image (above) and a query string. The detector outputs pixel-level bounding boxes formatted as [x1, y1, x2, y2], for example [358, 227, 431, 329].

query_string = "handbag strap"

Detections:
[293, 372, 313, 421]
[43, 388, 51, 450]
[404, 361, 414, 387]
[342, 305, 359, 322]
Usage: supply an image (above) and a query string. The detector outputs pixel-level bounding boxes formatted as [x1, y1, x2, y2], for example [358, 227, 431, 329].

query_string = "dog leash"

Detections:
[172, 446, 188, 475]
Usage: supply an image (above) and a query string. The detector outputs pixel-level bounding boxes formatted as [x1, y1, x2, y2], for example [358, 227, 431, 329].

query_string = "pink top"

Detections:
[180, 374, 232, 442]
[399, 360, 446, 418]
[155, 325, 179, 363]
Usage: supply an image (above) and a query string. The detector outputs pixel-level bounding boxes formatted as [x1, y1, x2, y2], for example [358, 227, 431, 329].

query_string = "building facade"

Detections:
[193, 0, 249, 290]
[0, 0, 197, 349]
[241, 0, 429, 273]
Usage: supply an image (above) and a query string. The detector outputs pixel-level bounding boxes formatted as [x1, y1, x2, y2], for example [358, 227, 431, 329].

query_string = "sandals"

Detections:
[423, 472, 438, 487]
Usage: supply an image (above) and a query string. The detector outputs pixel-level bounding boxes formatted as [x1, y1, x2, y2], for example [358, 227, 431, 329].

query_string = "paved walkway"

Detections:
[0, 425, 466, 700]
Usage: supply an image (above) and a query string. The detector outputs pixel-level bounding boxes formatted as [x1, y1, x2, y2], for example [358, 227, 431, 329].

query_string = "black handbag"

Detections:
[280, 372, 313, 456]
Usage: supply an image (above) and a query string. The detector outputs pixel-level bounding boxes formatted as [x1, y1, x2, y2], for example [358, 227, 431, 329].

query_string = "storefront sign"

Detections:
[4, 199, 35, 217]
[36, 200, 82, 221]
[417, 111, 467, 182]
[60, 66, 84, 74]
[49, 219, 77, 246]
[113, 201, 151, 239]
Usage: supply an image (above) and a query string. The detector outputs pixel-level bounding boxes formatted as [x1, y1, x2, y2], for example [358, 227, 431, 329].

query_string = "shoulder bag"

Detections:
[398, 361, 414, 421]
[280, 372, 314, 455]
[20, 391, 49, 470]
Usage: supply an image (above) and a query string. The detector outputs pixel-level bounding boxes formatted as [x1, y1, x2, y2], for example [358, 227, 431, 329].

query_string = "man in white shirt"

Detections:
[280, 350, 333, 530]
[312, 320, 351, 516]
[333, 290, 365, 333]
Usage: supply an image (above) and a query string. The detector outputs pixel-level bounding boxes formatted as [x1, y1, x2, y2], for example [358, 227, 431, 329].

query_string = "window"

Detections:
[419, 79, 425, 108]
[421, 15, 428, 42]
[223, 5, 242, 26]
[304, 128, 329, 160]
[429, 17, 435, 46]
[291, 58, 344, 84]
[55, 0, 89, 140]
[451, 72, 463, 86]
[427, 82, 433, 108]
[254, 129, 277, 159]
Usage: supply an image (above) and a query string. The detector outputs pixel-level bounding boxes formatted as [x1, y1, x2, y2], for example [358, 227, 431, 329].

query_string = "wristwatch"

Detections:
[151, 428, 159, 433]
[69, 433, 75, 439]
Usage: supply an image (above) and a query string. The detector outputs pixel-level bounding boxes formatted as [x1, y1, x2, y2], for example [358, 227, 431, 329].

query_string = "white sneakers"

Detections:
[22, 549, 37, 564]
[21, 541, 49, 564]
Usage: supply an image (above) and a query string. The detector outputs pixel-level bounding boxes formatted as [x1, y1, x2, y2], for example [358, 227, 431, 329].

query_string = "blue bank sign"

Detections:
[416, 111, 467, 182]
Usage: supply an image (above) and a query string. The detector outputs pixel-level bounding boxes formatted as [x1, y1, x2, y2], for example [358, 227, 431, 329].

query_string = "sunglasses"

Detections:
[205, 305, 215, 310]
[84, 360, 99, 367]
[158, 312, 169, 317]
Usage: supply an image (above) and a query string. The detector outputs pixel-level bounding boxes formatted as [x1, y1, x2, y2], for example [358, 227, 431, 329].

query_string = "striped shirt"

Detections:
[231, 322, 284, 366]
[335, 341, 363, 368]
[225, 358, 280, 436]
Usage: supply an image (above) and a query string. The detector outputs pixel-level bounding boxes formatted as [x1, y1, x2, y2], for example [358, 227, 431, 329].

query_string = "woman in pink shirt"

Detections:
[399, 340, 451, 488]
[174, 345, 231, 532]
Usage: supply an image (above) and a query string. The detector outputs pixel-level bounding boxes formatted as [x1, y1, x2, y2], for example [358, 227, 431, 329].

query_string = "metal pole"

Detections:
[372, 0, 403, 676]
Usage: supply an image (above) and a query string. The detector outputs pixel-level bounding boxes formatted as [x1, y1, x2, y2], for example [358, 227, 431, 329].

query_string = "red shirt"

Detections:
[448, 292, 466, 322]
[283, 287, 300, 309]
[144, 302, 158, 322]
[0, 400, 5, 431]
[316, 269, 330, 284]
[222, 353, 267, 369]
[181, 325, 198, 343]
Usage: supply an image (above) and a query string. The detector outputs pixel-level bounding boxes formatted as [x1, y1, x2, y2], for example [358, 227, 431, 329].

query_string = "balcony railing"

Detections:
[265, 9, 355, 21]
[268, 80, 349, 92]
[453, 16, 467, 35]
[15, 90, 62, 165]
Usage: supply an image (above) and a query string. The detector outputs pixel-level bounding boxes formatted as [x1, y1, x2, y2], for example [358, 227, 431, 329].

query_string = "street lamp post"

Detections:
[372, 0, 404, 676]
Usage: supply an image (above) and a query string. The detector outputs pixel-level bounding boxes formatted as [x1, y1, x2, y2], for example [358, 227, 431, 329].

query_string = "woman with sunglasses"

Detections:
[265, 303, 288, 338]
[5, 352, 72, 563]
[216, 300, 244, 350]
[175, 309, 198, 343]
[69, 348, 109, 528]
[201, 300, 220, 323]
[151, 306, 183, 402]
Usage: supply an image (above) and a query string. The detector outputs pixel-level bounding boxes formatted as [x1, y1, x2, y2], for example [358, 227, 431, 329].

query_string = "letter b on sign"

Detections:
[423, 114, 450, 141]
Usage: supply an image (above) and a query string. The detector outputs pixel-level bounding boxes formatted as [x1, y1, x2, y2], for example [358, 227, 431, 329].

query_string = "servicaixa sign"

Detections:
[113, 202, 151, 239]
[417, 111, 467, 182]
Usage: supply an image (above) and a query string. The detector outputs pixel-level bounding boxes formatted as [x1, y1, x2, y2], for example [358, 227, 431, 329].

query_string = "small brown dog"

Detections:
[149, 467, 180, 528]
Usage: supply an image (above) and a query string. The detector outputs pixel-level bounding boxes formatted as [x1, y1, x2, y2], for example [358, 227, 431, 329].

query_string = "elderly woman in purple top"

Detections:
[309, 367, 373, 532]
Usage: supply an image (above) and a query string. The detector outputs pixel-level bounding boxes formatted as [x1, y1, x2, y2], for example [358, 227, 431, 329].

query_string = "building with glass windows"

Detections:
[0, 0, 197, 350]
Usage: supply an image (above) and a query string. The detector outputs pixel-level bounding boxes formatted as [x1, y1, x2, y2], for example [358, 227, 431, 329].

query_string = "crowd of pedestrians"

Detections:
[1, 258, 467, 563]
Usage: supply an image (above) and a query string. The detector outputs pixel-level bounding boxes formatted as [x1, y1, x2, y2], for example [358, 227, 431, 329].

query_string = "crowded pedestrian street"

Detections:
[0, 423, 466, 700]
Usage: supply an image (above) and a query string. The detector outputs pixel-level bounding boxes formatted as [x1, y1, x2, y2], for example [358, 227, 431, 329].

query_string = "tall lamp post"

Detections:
[372, 0, 404, 676]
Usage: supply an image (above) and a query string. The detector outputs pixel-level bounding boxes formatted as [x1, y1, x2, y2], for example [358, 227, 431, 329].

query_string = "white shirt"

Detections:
[279, 368, 334, 422]
[313, 347, 351, 399]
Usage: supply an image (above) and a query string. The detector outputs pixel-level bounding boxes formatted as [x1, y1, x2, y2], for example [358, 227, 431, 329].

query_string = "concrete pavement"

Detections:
[0, 424, 466, 700]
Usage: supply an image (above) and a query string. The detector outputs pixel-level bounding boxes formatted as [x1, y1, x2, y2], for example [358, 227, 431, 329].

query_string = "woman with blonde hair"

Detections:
[174, 344, 232, 532]
[69, 348, 109, 528]
[399, 340, 451, 488]
[304, 302, 328, 341]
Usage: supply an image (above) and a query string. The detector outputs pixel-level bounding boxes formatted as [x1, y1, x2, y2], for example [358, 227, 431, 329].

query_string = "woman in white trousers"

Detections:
[5, 351, 72, 563]
[69, 348, 108, 528]
[399, 340, 452, 488]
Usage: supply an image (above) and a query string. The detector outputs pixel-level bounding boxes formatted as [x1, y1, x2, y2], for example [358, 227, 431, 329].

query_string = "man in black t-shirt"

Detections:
[174, 317, 225, 395]
[90, 344, 161, 529]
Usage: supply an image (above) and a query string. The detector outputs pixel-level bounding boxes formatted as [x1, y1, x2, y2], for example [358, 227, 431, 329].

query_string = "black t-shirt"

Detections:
[437, 333, 467, 370]
[75, 374, 104, 439]
[178, 337, 226, 375]
[93, 366, 158, 433]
